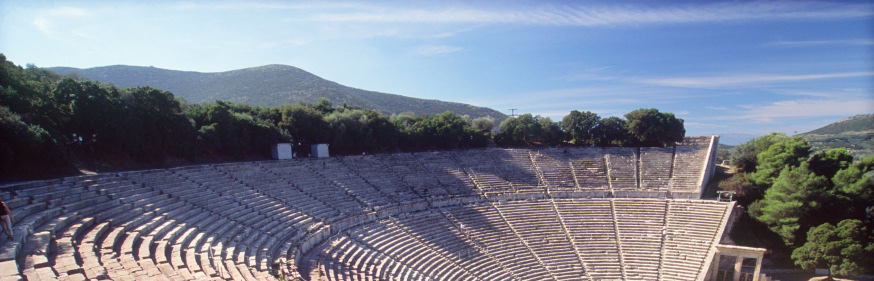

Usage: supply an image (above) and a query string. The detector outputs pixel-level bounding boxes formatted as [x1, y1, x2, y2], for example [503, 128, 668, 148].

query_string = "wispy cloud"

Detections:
[32, 6, 92, 36]
[765, 39, 874, 47]
[409, 45, 463, 56]
[297, 1, 872, 26]
[771, 88, 871, 99]
[640, 71, 874, 88]
[171, 2, 369, 11]
[685, 122, 730, 129]
[718, 99, 874, 122]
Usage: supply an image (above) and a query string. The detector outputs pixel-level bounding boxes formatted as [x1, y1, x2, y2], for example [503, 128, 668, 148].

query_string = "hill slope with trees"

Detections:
[802, 114, 874, 160]
[4, 55, 689, 184]
[48, 64, 507, 122]
[805, 114, 874, 135]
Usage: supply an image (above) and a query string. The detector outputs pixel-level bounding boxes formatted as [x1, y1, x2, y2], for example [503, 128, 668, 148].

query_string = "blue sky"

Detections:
[1, 0, 872, 143]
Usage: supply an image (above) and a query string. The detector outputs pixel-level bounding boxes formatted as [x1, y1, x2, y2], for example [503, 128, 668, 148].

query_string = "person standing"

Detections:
[0, 198, 12, 240]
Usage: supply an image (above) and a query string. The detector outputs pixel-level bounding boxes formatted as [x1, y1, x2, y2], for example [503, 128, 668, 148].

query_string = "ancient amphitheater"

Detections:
[0, 136, 765, 281]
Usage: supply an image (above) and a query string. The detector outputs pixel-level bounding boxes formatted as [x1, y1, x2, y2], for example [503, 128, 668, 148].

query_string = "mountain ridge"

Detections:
[801, 114, 874, 159]
[48, 64, 507, 121]
[803, 114, 874, 135]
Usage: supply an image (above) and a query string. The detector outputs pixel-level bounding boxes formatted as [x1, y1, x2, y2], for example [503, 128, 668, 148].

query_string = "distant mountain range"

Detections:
[801, 114, 874, 159]
[48, 64, 507, 121]
[803, 114, 874, 135]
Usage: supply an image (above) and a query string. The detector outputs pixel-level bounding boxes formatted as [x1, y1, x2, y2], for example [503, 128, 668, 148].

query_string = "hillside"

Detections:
[801, 114, 874, 159]
[49, 64, 507, 121]
[805, 114, 874, 135]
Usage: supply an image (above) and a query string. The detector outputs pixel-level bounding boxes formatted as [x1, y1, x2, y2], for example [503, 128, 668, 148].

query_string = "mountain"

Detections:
[48, 64, 507, 121]
[803, 114, 874, 135]
[801, 114, 874, 159]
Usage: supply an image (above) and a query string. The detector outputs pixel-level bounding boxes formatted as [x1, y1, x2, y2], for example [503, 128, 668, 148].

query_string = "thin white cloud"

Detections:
[171, 2, 368, 11]
[297, 1, 873, 26]
[765, 39, 874, 47]
[47, 6, 91, 17]
[410, 45, 463, 56]
[641, 72, 874, 88]
[685, 122, 730, 129]
[771, 88, 871, 99]
[719, 99, 874, 122]
[31, 6, 93, 37]
[705, 106, 730, 111]
[32, 17, 52, 35]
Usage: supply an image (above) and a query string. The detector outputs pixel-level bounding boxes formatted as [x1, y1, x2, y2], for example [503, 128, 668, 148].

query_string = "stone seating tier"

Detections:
[0, 136, 719, 280]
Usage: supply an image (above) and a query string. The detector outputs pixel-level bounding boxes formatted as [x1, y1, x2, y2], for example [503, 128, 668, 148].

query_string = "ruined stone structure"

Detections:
[0, 136, 765, 281]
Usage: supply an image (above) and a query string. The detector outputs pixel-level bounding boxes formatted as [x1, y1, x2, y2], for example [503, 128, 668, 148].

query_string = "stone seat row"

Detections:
[1, 138, 715, 280]
[307, 197, 730, 281]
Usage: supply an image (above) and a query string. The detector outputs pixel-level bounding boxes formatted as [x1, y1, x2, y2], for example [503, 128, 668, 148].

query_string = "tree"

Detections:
[0, 106, 70, 180]
[831, 156, 874, 224]
[314, 97, 334, 114]
[718, 173, 760, 205]
[623, 108, 684, 147]
[729, 132, 790, 172]
[496, 114, 541, 146]
[130, 87, 196, 160]
[538, 117, 564, 146]
[561, 110, 600, 145]
[750, 163, 831, 246]
[791, 219, 873, 278]
[189, 100, 288, 158]
[752, 137, 811, 186]
[592, 116, 628, 146]
[278, 104, 329, 145]
[471, 116, 495, 132]
[809, 148, 854, 179]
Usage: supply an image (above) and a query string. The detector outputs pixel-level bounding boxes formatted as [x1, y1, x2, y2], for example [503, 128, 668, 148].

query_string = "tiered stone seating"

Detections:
[0, 136, 721, 280]
[502, 149, 542, 192]
[605, 147, 639, 192]
[640, 147, 674, 192]
[660, 200, 730, 280]
[531, 149, 577, 192]
[416, 151, 477, 197]
[341, 155, 423, 203]
[378, 153, 455, 198]
[454, 149, 541, 194]
[613, 199, 667, 280]
[450, 204, 551, 280]
[305, 198, 731, 281]
[257, 160, 350, 221]
[568, 149, 610, 192]
[494, 201, 585, 280]
[555, 198, 623, 280]
[670, 144, 709, 193]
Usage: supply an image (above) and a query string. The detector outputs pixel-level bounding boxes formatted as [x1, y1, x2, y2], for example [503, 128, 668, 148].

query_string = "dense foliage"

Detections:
[623, 108, 685, 147]
[0, 56, 492, 181]
[751, 136, 811, 186]
[723, 133, 874, 276]
[496, 108, 684, 147]
[791, 220, 873, 277]
[729, 132, 790, 172]
[1, 55, 688, 182]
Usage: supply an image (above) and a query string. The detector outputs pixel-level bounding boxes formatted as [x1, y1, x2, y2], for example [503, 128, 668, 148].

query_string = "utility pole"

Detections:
[509, 108, 518, 117]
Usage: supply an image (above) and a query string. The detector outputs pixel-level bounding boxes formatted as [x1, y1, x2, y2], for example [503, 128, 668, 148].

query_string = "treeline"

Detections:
[1, 54, 686, 182]
[0, 55, 495, 181]
[496, 109, 685, 147]
[720, 133, 874, 277]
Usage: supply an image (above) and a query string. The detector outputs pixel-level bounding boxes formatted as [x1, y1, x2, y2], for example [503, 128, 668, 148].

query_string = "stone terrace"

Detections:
[0, 136, 719, 281]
